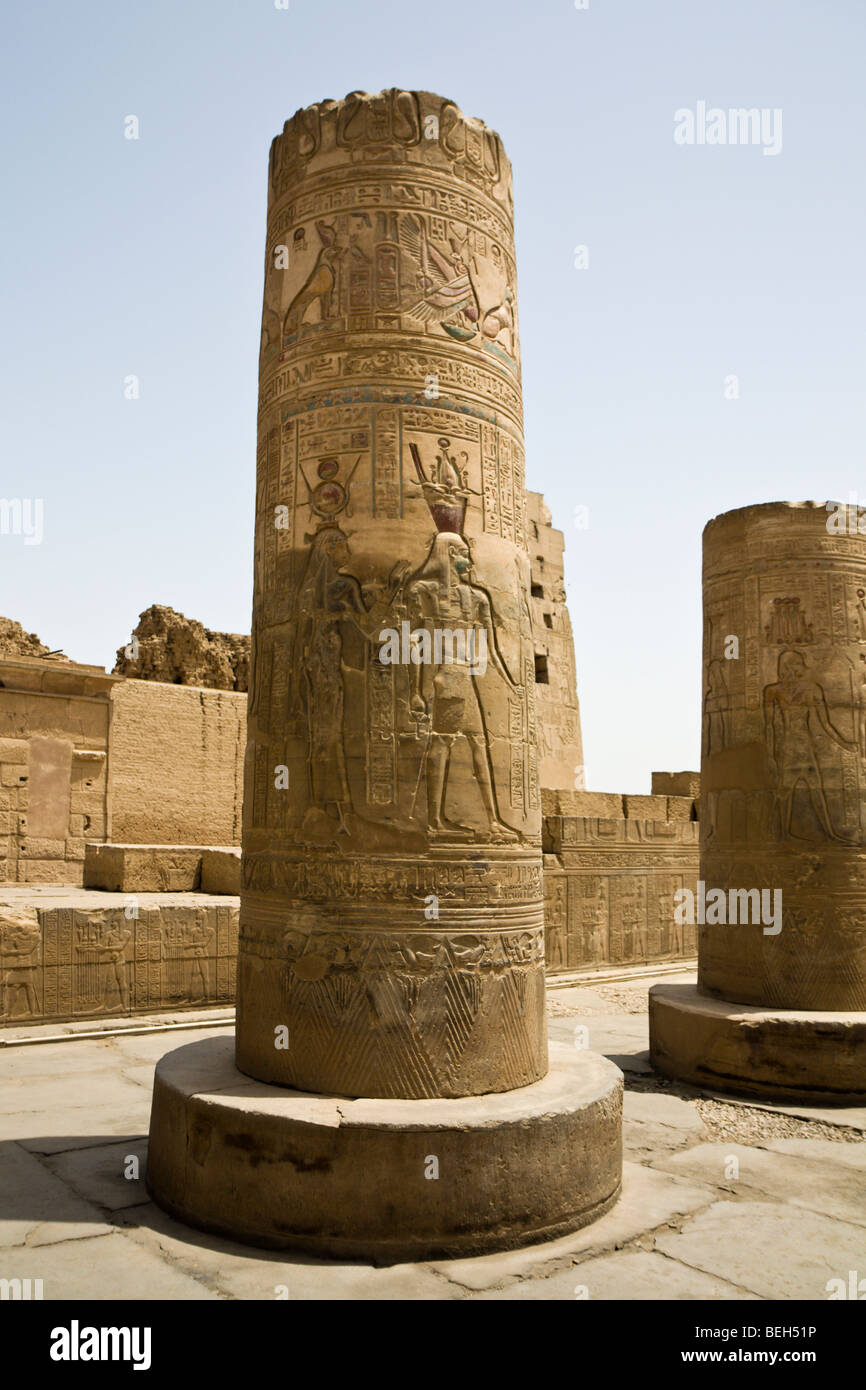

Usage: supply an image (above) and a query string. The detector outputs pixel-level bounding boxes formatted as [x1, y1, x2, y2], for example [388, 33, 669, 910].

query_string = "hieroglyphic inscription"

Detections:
[1, 904, 237, 1027]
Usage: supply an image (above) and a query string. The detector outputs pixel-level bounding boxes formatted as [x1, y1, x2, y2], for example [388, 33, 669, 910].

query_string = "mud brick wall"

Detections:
[542, 788, 699, 973]
[108, 680, 245, 847]
[0, 897, 238, 1026]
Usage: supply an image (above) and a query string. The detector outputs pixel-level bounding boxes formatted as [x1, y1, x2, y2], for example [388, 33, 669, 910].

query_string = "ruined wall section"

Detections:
[113, 606, 250, 692]
[526, 492, 583, 790]
[0, 618, 52, 659]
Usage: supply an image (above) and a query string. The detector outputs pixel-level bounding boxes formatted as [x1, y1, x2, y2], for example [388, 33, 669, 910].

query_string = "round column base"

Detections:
[146, 1037, 622, 1261]
[650, 983, 866, 1104]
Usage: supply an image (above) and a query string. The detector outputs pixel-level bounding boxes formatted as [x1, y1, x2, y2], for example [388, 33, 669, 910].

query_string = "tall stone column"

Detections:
[239, 88, 544, 1099]
[147, 92, 622, 1257]
[651, 502, 866, 1102]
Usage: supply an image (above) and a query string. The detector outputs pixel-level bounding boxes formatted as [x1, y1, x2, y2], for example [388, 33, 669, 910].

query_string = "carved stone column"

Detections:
[651, 502, 866, 1102]
[239, 88, 544, 1099]
[147, 92, 622, 1257]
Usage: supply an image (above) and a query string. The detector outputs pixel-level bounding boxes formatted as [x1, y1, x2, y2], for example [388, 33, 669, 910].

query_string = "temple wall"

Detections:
[1, 775, 699, 1026]
[0, 664, 246, 888]
[526, 492, 583, 789]
[0, 658, 115, 886]
[108, 681, 245, 848]
[0, 895, 237, 1025]
[542, 785, 699, 974]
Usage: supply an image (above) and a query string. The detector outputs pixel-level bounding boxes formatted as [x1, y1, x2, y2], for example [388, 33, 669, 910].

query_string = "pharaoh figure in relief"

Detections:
[238, 91, 546, 1101]
[700, 502, 866, 1012]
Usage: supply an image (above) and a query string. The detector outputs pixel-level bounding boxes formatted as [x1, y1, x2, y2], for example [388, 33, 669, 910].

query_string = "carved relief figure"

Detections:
[75, 919, 130, 1014]
[763, 649, 857, 841]
[162, 921, 210, 1005]
[480, 286, 515, 354]
[284, 221, 346, 336]
[580, 879, 608, 964]
[398, 213, 517, 360]
[406, 531, 519, 842]
[291, 524, 406, 837]
[545, 876, 567, 969]
[703, 657, 730, 842]
[400, 215, 480, 338]
[703, 658, 730, 756]
[1, 922, 40, 1019]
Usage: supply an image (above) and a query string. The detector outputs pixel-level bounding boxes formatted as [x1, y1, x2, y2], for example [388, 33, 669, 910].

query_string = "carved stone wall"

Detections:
[701, 501, 866, 1010]
[238, 90, 546, 1100]
[0, 663, 246, 886]
[0, 656, 117, 886]
[0, 896, 237, 1026]
[543, 790, 699, 973]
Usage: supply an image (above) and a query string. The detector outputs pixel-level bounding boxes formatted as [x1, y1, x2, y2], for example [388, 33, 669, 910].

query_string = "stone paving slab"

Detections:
[653, 1141, 866, 1228]
[654, 1201, 865, 1300]
[474, 1249, 760, 1300]
[547, 1015, 649, 1052]
[117, 1202, 457, 1301]
[624, 1090, 706, 1161]
[0, 979, 863, 1300]
[0, 1231, 220, 1300]
[45, 1139, 150, 1213]
[761, 1137, 866, 1168]
[0, 1141, 108, 1247]
[0, 1039, 121, 1080]
[5, 1110, 151, 1154]
[0, 1070, 150, 1120]
[428, 1163, 717, 1292]
[111, 1025, 234, 1064]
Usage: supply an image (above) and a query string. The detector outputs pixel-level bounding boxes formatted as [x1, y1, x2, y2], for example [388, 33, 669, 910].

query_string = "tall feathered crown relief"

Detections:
[408, 437, 474, 535]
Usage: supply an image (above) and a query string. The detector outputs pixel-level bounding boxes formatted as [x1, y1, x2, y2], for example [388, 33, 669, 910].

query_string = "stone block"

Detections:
[0, 738, 30, 764]
[623, 794, 669, 819]
[200, 847, 240, 895]
[542, 790, 624, 819]
[84, 843, 203, 892]
[20, 859, 82, 884]
[18, 837, 66, 859]
[651, 771, 700, 798]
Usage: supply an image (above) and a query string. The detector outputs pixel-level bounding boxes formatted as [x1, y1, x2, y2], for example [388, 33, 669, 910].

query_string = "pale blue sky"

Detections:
[2, 0, 864, 789]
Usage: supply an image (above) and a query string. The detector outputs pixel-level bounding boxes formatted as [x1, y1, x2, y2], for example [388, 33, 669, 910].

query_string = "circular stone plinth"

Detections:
[650, 983, 866, 1104]
[146, 1037, 622, 1261]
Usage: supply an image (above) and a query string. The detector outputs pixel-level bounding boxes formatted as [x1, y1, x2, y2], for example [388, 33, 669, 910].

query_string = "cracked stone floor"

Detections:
[1, 968, 864, 1300]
